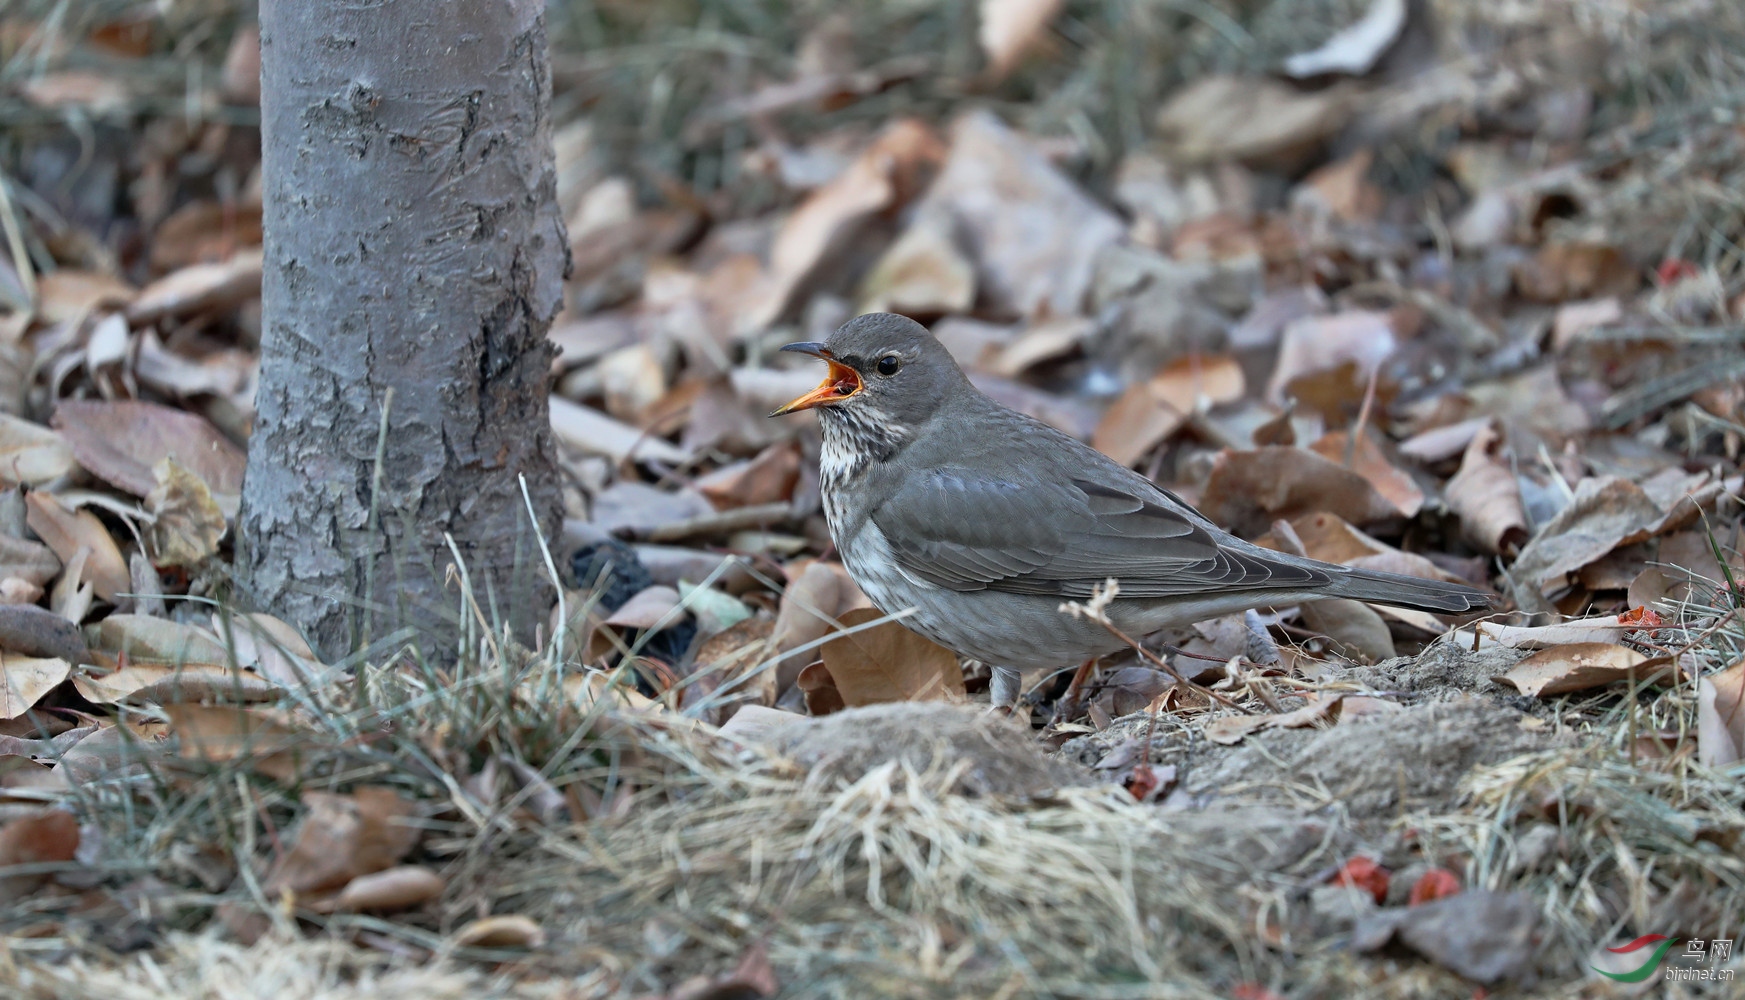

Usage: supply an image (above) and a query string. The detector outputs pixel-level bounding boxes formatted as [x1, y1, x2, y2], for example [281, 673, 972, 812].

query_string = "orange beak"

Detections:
[771, 343, 863, 415]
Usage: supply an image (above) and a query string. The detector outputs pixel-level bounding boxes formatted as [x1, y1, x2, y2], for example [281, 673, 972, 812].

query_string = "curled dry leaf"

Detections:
[857, 218, 976, 318]
[1093, 354, 1244, 466]
[1397, 416, 1491, 465]
[695, 441, 801, 511]
[0, 414, 75, 486]
[0, 654, 71, 720]
[25, 491, 130, 602]
[1501, 642, 1672, 698]
[1698, 659, 1745, 768]
[50, 399, 246, 516]
[146, 457, 227, 567]
[1442, 423, 1528, 555]
[1508, 476, 1696, 612]
[326, 865, 446, 914]
[215, 612, 323, 689]
[769, 560, 870, 692]
[820, 607, 964, 707]
[125, 247, 264, 326]
[450, 914, 546, 950]
[1473, 615, 1632, 650]
[73, 663, 279, 705]
[796, 659, 846, 716]
[34, 271, 135, 326]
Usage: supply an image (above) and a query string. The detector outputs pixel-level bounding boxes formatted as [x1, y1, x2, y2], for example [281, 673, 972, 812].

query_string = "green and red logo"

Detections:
[1594, 935, 1677, 982]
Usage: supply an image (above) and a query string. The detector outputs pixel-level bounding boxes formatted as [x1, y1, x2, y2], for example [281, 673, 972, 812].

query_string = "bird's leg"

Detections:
[1051, 657, 1099, 725]
[989, 665, 1022, 714]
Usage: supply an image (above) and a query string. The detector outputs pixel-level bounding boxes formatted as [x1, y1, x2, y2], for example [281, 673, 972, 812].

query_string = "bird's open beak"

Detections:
[771, 342, 862, 415]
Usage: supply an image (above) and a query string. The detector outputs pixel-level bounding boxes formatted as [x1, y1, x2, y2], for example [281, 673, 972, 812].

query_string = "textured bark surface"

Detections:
[242, 0, 567, 659]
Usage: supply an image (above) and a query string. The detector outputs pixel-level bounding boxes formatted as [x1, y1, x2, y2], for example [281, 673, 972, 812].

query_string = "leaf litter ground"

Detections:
[4, 0, 1745, 996]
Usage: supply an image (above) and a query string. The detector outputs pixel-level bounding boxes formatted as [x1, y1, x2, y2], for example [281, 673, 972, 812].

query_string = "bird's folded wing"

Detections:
[871, 469, 1329, 598]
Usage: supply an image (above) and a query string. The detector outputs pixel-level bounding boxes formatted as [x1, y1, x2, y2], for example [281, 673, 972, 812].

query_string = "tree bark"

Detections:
[242, 0, 567, 660]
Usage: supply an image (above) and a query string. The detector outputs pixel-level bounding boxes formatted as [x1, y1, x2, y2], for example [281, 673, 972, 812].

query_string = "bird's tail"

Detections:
[1323, 566, 1495, 614]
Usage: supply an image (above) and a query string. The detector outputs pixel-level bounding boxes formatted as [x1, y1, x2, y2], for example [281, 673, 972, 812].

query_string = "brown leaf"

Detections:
[1443, 423, 1528, 555]
[752, 119, 946, 328]
[214, 612, 323, 689]
[1473, 615, 1632, 650]
[73, 663, 278, 705]
[696, 442, 800, 511]
[1514, 242, 1639, 302]
[50, 399, 245, 512]
[1308, 430, 1423, 518]
[1699, 659, 1745, 768]
[769, 561, 869, 692]
[0, 808, 79, 896]
[0, 415, 75, 487]
[796, 660, 846, 716]
[1550, 297, 1623, 352]
[549, 396, 692, 466]
[89, 614, 231, 664]
[1266, 310, 1397, 406]
[34, 271, 134, 326]
[1507, 476, 1671, 612]
[1397, 416, 1490, 464]
[325, 865, 445, 914]
[0, 654, 70, 720]
[1091, 381, 1185, 468]
[264, 787, 421, 898]
[979, 0, 1064, 80]
[1199, 446, 1400, 535]
[24, 492, 130, 602]
[1270, 512, 1464, 584]
[1294, 148, 1385, 222]
[164, 704, 304, 780]
[450, 914, 545, 950]
[821, 607, 964, 707]
[1501, 643, 1672, 698]
[126, 248, 263, 325]
[146, 458, 226, 567]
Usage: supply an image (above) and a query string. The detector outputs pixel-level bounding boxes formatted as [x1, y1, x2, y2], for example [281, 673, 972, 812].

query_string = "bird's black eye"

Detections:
[876, 355, 901, 376]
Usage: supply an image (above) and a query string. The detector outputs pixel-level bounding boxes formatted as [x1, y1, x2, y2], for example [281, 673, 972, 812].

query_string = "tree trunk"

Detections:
[242, 0, 568, 660]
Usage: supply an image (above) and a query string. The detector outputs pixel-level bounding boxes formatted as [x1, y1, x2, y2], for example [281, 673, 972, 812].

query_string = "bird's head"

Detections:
[771, 313, 967, 429]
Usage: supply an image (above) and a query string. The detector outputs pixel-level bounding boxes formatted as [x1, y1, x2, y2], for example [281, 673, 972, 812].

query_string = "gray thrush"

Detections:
[773, 313, 1491, 688]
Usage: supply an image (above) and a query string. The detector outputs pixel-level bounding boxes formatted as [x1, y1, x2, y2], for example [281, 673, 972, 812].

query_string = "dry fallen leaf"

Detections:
[857, 218, 976, 317]
[1093, 354, 1244, 467]
[164, 703, 304, 780]
[1199, 446, 1401, 535]
[125, 248, 264, 325]
[1309, 430, 1423, 518]
[1204, 713, 1270, 745]
[450, 914, 545, 950]
[796, 659, 847, 716]
[820, 607, 964, 707]
[51, 399, 246, 515]
[0, 414, 75, 487]
[24, 492, 130, 602]
[1267, 310, 1397, 406]
[325, 865, 446, 914]
[1699, 660, 1745, 768]
[769, 560, 870, 692]
[0, 808, 79, 896]
[0, 654, 71, 720]
[1443, 423, 1528, 555]
[261, 787, 422, 904]
[1300, 599, 1396, 663]
[696, 441, 800, 511]
[1156, 75, 1353, 171]
[1501, 643, 1672, 698]
[1473, 615, 1633, 650]
[0, 535, 61, 589]
[146, 457, 227, 567]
